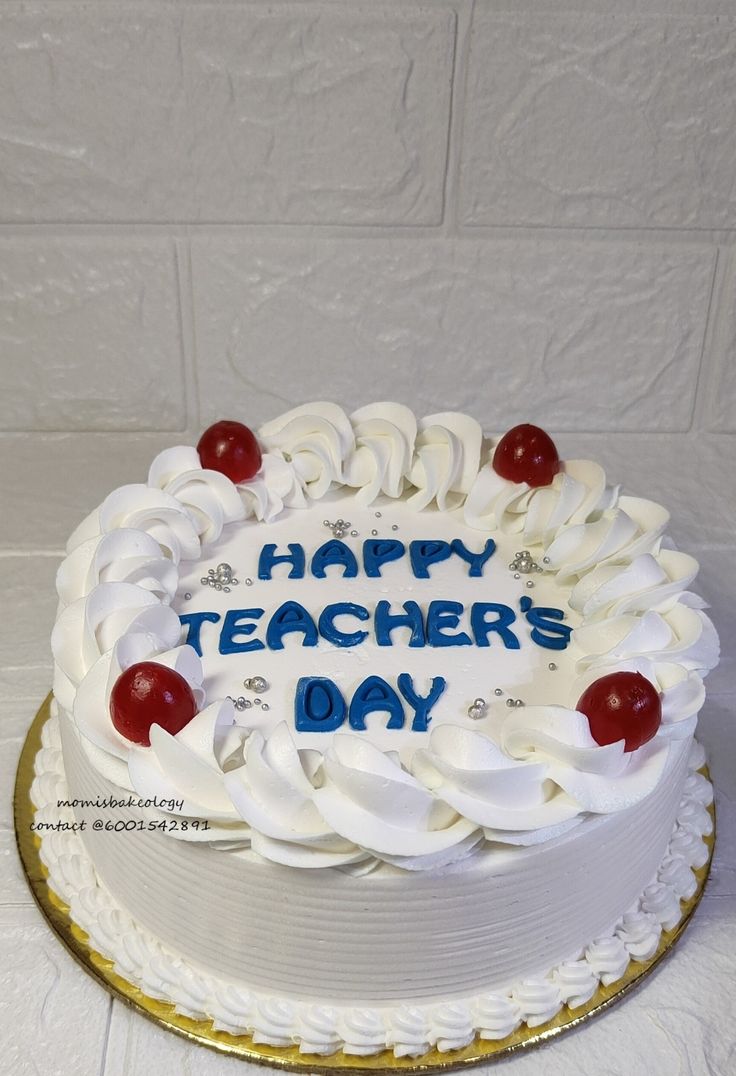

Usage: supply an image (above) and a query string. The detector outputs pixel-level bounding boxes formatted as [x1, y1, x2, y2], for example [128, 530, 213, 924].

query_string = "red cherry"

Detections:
[492, 424, 561, 488]
[577, 672, 662, 753]
[197, 420, 262, 483]
[110, 661, 197, 746]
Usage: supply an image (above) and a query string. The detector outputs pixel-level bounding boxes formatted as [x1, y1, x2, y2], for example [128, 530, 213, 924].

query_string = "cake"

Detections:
[37, 402, 718, 1058]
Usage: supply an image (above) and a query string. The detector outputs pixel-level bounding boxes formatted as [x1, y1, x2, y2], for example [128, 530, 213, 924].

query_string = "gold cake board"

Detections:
[14, 696, 715, 1073]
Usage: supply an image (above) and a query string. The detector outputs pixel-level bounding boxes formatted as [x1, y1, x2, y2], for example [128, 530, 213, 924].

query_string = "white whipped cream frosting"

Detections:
[51, 402, 719, 869]
[32, 716, 714, 1056]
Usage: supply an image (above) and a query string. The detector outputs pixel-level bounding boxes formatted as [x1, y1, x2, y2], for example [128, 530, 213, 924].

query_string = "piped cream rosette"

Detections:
[51, 402, 719, 869]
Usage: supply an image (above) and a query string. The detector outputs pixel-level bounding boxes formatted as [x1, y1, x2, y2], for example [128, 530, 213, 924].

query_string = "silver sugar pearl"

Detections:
[350, 530, 358, 537]
[506, 698, 515, 708]
[392, 524, 399, 531]
[184, 592, 192, 600]
[261, 703, 270, 711]
[245, 676, 268, 693]
[508, 563, 516, 570]
[543, 556, 551, 564]
[526, 580, 534, 588]
[494, 688, 504, 696]
[243, 699, 252, 709]
[473, 698, 486, 709]
[245, 578, 253, 586]
[515, 699, 525, 707]
[254, 698, 261, 705]
[223, 586, 230, 593]
[323, 520, 330, 527]
[375, 511, 382, 518]
[208, 568, 216, 575]
[514, 573, 521, 579]
[548, 662, 558, 671]
[468, 706, 482, 720]
[200, 577, 209, 585]
[214, 582, 222, 591]
[371, 529, 378, 536]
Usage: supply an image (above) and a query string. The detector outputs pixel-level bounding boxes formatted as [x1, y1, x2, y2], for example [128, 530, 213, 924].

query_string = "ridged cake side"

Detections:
[30, 707, 713, 1057]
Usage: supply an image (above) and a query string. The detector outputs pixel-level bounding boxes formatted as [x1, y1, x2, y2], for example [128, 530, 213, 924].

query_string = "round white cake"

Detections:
[41, 402, 718, 1056]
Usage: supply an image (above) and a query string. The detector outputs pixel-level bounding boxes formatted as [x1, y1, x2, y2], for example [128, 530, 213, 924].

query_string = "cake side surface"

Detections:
[33, 710, 714, 1056]
[59, 706, 693, 1001]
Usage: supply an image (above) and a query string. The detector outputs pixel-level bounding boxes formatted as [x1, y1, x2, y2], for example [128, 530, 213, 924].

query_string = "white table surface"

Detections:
[2, 431, 734, 1076]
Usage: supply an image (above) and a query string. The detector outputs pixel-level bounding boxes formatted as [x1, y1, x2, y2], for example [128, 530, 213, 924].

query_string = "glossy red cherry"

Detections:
[492, 423, 561, 488]
[110, 662, 197, 746]
[577, 672, 662, 753]
[197, 420, 262, 483]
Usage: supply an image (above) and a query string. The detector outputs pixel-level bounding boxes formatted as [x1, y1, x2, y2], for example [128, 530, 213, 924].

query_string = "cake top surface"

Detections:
[51, 402, 719, 870]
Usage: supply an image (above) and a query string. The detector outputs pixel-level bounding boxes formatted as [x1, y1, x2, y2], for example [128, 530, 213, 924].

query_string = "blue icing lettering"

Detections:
[218, 609, 265, 654]
[451, 537, 496, 577]
[523, 602, 572, 651]
[258, 543, 305, 580]
[179, 611, 221, 657]
[409, 540, 452, 578]
[426, 600, 472, 647]
[363, 539, 405, 578]
[348, 675, 405, 730]
[266, 601, 318, 650]
[318, 602, 369, 647]
[374, 600, 426, 647]
[311, 540, 359, 579]
[470, 603, 520, 649]
[397, 673, 446, 732]
[295, 678, 346, 732]
[294, 674, 447, 733]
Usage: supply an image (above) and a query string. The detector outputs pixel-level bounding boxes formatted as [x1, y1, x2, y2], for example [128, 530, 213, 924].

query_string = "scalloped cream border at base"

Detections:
[14, 696, 716, 1074]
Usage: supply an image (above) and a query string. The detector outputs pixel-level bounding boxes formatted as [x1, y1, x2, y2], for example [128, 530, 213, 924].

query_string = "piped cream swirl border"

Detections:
[31, 714, 714, 1057]
[50, 402, 720, 869]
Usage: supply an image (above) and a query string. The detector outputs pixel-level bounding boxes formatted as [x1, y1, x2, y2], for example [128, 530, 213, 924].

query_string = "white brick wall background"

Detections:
[1, 3, 735, 1074]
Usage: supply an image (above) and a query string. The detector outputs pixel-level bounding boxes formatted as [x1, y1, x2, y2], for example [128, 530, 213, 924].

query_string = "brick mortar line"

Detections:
[1, 428, 734, 437]
[176, 236, 202, 437]
[440, 0, 472, 234]
[692, 248, 736, 434]
[0, 224, 734, 243]
[689, 248, 722, 433]
[0, 550, 64, 558]
[172, 239, 197, 437]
